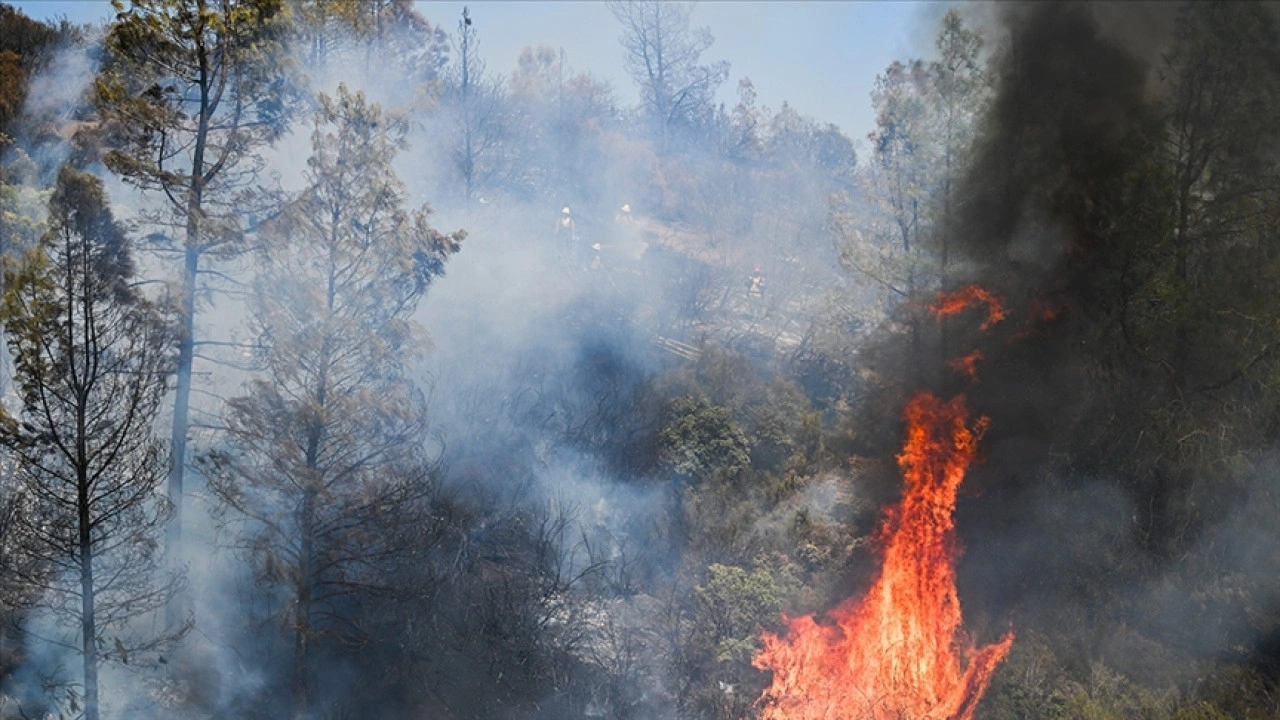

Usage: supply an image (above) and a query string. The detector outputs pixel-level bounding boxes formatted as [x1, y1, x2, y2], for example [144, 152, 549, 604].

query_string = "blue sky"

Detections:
[13, 0, 941, 145]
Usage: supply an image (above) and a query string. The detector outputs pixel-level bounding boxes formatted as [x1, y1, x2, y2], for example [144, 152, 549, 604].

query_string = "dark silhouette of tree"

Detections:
[0, 167, 180, 720]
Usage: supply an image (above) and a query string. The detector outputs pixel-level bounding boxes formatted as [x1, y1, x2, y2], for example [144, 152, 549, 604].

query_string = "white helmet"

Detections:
[562, 206, 571, 215]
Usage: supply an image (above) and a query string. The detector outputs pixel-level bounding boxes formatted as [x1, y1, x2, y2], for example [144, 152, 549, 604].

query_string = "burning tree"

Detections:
[202, 86, 462, 719]
[0, 167, 181, 720]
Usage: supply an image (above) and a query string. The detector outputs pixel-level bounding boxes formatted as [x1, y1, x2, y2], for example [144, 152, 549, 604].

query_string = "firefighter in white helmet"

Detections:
[555, 206, 577, 261]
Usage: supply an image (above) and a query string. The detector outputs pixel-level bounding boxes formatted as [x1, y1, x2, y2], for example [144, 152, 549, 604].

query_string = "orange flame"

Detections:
[754, 392, 1014, 720]
[947, 350, 985, 381]
[931, 285, 1006, 330]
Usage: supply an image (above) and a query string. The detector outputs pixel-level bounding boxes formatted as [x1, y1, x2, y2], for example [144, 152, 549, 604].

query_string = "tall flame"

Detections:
[754, 393, 1013, 719]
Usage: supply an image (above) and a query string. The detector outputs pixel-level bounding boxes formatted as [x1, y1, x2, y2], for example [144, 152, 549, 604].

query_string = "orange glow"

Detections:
[753, 392, 1014, 720]
[931, 285, 1006, 330]
[1013, 300, 1065, 341]
[947, 350, 985, 381]
[1035, 301, 1064, 325]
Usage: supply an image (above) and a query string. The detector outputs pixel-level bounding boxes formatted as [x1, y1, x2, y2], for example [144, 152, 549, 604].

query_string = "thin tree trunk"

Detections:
[293, 435, 320, 718]
[80, 531, 98, 720]
[460, 12, 474, 203]
[293, 270, 330, 718]
[166, 244, 198, 628]
[74, 273, 100, 720]
[292, 494, 313, 720]
[940, 167, 953, 367]
[168, 6, 212, 622]
[1171, 187, 1190, 396]
[78, 423, 98, 720]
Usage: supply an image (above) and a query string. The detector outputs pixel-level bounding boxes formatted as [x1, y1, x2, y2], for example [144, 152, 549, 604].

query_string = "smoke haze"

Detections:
[2, 2, 1280, 719]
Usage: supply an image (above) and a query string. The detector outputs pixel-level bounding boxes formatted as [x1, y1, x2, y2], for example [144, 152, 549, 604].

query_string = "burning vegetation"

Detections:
[755, 393, 1013, 720]
[930, 285, 1006, 332]
[755, 288, 1012, 719]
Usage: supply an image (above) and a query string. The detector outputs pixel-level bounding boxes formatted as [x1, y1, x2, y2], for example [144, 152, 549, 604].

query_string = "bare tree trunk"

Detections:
[460, 7, 475, 203]
[1171, 176, 1192, 396]
[78, 433, 99, 720]
[166, 244, 198, 629]
[940, 142, 953, 367]
[80, 534, 98, 720]
[168, 8, 211, 623]
[74, 281, 101, 720]
[293, 348, 327, 720]
[292, 489, 315, 720]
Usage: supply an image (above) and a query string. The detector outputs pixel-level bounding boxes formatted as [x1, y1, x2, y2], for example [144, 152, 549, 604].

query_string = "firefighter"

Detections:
[613, 202, 648, 261]
[747, 266, 766, 319]
[748, 266, 765, 299]
[555, 206, 576, 261]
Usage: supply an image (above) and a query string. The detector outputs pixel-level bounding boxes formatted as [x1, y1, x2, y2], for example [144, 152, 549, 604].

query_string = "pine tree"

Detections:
[96, 0, 291, 584]
[0, 167, 180, 720]
[929, 9, 985, 288]
[202, 86, 462, 719]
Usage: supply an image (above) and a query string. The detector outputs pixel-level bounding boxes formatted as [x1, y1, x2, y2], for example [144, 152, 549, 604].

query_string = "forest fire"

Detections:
[2, 0, 1277, 716]
[947, 350, 985, 381]
[753, 287, 1013, 720]
[930, 285, 1006, 330]
[753, 393, 1013, 719]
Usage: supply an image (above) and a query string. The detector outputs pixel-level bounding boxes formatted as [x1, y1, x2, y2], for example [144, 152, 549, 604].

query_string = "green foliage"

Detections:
[1061, 663, 1179, 720]
[696, 563, 784, 664]
[4, 3, 1280, 718]
[0, 168, 50, 255]
[984, 644, 1280, 720]
[291, 0, 448, 84]
[98, 0, 292, 245]
[660, 394, 750, 484]
[982, 632, 1072, 720]
[677, 561, 787, 719]
[0, 4, 60, 62]
[0, 4, 66, 139]
[0, 50, 24, 134]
